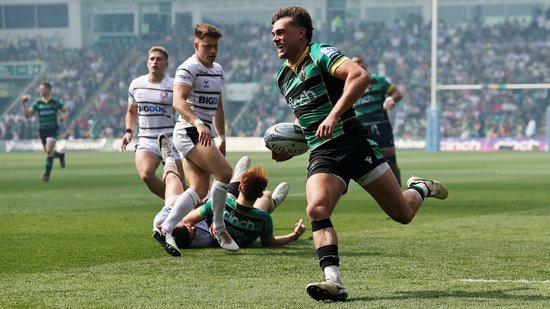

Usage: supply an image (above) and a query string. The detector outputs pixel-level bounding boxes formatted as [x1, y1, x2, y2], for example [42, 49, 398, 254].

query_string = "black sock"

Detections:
[317, 244, 340, 268]
[45, 157, 54, 176]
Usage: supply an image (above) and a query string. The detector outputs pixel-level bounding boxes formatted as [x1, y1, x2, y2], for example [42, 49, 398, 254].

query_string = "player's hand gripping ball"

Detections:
[264, 122, 309, 156]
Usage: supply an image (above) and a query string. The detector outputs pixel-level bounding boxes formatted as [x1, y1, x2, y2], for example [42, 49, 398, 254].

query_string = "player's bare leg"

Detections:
[253, 191, 273, 212]
[305, 173, 348, 302]
[152, 134, 185, 256]
[159, 143, 238, 252]
[381, 146, 401, 186]
[185, 144, 238, 251]
[42, 138, 57, 182]
[253, 182, 290, 213]
[175, 158, 186, 190]
[362, 166, 448, 225]
[135, 151, 164, 199]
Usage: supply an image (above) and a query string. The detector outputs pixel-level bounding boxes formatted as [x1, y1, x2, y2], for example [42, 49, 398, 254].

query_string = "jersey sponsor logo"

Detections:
[357, 93, 382, 105]
[198, 96, 218, 105]
[38, 109, 57, 115]
[138, 105, 168, 113]
[288, 90, 317, 109]
[224, 210, 255, 230]
[320, 46, 342, 58]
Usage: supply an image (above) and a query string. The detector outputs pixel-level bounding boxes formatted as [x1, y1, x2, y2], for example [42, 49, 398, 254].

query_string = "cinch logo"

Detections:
[288, 90, 317, 108]
[198, 96, 218, 105]
[39, 110, 57, 116]
[138, 105, 168, 113]
[224, 210, 255, 230]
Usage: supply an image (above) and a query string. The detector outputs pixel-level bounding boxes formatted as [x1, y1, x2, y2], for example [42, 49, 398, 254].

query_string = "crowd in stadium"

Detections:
[1, 8, 548, 141]
[0, 35, 134, 140]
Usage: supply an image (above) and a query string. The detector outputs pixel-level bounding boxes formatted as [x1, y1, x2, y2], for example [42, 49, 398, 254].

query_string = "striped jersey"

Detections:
[128, 74, 176, 139]
[353, 74, 395, 126]
[174, 55, 223, 132]
[30, 97, 64, 130]
[196, 196, 273, 247]
[275, 43, 359, 150]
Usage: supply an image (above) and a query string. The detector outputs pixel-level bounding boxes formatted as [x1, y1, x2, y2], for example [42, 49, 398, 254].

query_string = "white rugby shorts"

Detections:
[135, 136, 181, 160]
[173, 122, 200, 158]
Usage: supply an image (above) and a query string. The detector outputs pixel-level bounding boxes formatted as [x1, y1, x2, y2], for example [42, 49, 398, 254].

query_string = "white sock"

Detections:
[165, 156, 176, 167]
[416, 183, 429, 196]
[324, 265, 342, 284]
[160, 189, 199, 233]
[153, 206, 171, 228]
[210, 180, 229, 231]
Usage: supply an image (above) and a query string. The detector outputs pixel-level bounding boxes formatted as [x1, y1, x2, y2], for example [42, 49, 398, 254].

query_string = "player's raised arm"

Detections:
[21, 95, 35, 118]
[213, 94, 226, 156]
[316, 60, 369, 140]
[173, 83, 212, 147]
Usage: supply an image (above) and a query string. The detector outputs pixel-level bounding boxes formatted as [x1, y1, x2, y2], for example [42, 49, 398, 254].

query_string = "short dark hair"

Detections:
[271, 6, 313, 42]
[172, 225, 192, 249]
[240, 166, 268, 201]
[40, 82, 52, 90]
[194, 23, 223, 40]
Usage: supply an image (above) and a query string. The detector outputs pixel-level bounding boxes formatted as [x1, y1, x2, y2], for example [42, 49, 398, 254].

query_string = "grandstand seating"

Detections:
[1, 9, 548, 140]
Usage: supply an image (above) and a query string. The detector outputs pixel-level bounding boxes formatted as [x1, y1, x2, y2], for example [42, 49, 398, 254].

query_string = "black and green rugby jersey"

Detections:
[198, 197, 274, 247]
[30, 97, 64, 130]
[275, 43, 358, 150]
[353, 74, 395, 126]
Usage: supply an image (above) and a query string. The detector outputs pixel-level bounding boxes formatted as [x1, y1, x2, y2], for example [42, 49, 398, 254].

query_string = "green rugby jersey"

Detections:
[275, 43, 357, 150]
[198, 197, 273, 247]
[30, 97, 64, 130]
[353, 74, 394, 126]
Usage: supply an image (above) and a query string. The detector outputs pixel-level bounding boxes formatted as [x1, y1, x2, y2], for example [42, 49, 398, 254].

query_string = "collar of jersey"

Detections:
[235, 202, 253, 211]
[286, 45, 310, 74]
[40, 96, 53, 103]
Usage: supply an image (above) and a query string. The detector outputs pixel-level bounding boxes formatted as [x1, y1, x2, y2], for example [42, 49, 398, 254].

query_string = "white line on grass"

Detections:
[460, 279, 550, 284]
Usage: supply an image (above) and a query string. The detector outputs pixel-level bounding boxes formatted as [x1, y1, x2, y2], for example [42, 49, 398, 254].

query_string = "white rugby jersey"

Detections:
[189, 220, 214, 248]
[128, 74, 176, 139]
[174, 55, 223, 132]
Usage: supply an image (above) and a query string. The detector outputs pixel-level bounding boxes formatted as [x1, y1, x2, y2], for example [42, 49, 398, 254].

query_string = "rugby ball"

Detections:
[264, 122, 309, 156]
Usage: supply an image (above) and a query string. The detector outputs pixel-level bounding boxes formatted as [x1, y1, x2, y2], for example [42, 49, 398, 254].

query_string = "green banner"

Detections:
[0, 62, 41, 79]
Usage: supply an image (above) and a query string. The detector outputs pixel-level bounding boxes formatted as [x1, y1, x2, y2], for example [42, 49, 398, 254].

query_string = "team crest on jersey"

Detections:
[299, 68, 306, 81]
[160, 91, 168, 102]
[320, 47, 341, 58]
[204, 80, 210, 88]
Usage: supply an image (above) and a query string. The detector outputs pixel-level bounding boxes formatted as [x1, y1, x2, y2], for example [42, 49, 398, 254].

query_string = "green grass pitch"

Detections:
[0, 150, 549, 308]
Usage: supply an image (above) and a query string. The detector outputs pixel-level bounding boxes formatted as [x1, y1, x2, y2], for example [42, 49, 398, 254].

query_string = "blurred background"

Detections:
[0, 0, 548, 151]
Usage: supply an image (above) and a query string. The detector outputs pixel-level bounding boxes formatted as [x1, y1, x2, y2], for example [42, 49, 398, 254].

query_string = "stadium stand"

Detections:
[0, 35, 137, 140]
[2, 8, 549, 140]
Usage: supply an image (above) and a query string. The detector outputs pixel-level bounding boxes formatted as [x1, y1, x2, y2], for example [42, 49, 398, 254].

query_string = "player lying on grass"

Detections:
[152, 136, 305, 255]
[172, 164, 305, 250]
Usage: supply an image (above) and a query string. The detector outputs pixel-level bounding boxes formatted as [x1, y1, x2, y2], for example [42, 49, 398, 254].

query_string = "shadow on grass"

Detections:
[244, 246, 386, 258]
[349, 287, 549, 302]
